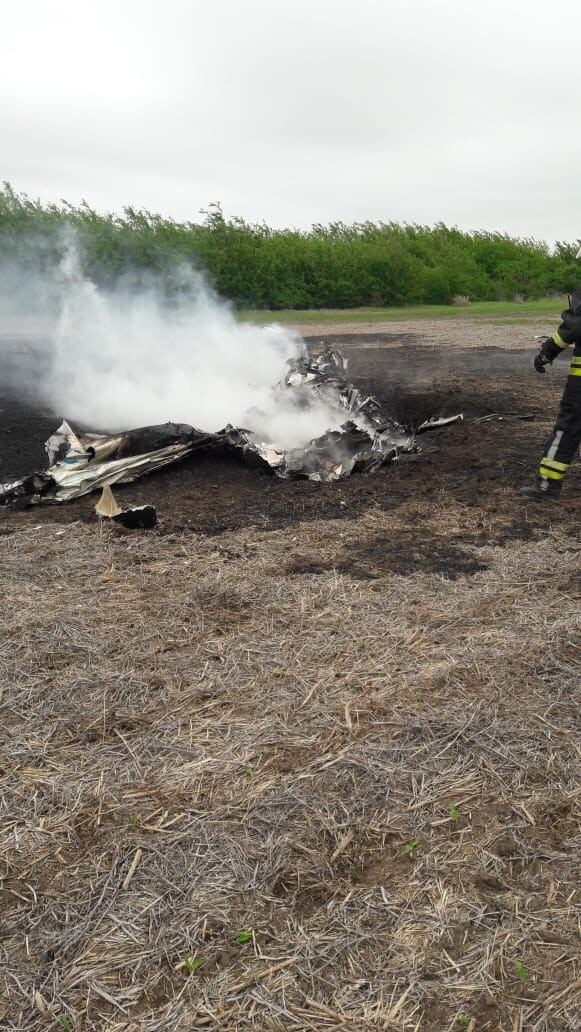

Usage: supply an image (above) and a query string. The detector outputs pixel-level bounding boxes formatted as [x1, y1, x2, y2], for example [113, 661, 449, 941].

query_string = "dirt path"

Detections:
[292, 315, 554, 348]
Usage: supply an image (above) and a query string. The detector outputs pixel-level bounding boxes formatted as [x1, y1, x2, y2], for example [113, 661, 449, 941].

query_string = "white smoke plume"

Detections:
[32, 235, 344, 447]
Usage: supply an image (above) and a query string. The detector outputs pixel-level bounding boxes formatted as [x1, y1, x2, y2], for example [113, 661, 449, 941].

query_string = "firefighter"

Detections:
[520, 262, 581, 500]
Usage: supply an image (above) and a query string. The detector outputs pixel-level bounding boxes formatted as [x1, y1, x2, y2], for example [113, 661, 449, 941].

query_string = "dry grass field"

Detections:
[1, 318, 580, 1030]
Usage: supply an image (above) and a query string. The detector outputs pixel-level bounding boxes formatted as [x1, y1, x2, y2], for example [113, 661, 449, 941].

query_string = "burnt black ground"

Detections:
[0, 395, 59, 479]
[1, 334, 580, 570]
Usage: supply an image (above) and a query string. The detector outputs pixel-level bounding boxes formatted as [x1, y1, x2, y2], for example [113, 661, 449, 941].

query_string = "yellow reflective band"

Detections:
[569, 367, 581, 376]
[553, 332, 570, 349]
[540, 457, 569, 472]
[539, 466, 566, 481]
[571, 356, 581, 366]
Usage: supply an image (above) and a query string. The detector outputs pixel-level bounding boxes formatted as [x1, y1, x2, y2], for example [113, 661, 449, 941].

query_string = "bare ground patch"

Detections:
[0, 514, 580, 1031]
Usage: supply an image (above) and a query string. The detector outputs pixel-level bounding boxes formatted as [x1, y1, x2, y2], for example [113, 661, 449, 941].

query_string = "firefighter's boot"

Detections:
[518, 479, 562, 501]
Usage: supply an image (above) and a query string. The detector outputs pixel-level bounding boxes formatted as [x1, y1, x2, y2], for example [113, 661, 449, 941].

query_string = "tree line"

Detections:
[1, 183, 579, 309]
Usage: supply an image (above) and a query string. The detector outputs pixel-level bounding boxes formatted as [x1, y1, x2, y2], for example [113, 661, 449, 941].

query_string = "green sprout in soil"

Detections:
[515, 960, 529, 983]
[402, 838, 421, 857]
[184, 954, 205, 975]
[235, 930, 254, 945]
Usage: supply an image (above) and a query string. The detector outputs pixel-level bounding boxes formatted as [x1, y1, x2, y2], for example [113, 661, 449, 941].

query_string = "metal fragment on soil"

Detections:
[95, 484, 157, 529]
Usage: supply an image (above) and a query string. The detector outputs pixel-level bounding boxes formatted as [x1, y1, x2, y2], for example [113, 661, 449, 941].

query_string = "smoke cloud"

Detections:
[1, 234, 347, 448]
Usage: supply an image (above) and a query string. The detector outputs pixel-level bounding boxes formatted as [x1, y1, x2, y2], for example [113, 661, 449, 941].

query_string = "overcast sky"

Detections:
[1, 0, 579, 241]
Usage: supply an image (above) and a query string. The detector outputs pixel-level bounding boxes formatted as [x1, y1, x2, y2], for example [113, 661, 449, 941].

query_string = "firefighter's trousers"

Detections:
[539, 346, 581, 486]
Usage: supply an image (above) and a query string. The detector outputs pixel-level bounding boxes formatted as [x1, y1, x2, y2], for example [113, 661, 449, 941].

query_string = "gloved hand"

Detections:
[534, 342, 554, 374]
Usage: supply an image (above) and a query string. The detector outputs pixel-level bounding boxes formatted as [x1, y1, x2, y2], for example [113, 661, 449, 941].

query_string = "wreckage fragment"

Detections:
[0, 420, 221, 506]
[0, 473, 54, 508]
[283, 422, 397, 480]
[416, 414, 464, 433]
[0, 421, 222, 507]
[96, 484, 157, 529]
[285, 348, 409, 437]
[95, 483, 122, 517]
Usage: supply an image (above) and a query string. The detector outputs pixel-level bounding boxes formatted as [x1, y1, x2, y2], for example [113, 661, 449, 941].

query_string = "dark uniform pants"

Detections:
[539, 345, 581, 485]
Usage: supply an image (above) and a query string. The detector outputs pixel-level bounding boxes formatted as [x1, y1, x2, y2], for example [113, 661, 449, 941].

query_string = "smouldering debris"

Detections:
[1, 347, 462, 506]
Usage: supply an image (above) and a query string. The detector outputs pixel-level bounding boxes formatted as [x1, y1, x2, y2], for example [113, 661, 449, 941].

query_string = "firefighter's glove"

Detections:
[534, 345, 553, 374]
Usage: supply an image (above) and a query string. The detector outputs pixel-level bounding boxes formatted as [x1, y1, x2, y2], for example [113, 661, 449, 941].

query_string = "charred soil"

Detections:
[2, 339, 579, 559]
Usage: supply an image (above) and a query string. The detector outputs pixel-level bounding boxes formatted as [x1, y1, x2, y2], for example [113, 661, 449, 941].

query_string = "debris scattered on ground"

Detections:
[1, 347, 462, 507]
[471, 412, 536, 424]
[95, 483, 122, 517]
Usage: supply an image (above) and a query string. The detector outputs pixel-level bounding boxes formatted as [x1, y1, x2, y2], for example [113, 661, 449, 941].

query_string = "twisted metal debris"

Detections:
[1, 348, 460, 506]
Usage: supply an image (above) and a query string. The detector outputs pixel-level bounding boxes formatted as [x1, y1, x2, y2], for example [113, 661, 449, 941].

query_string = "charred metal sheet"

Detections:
[95, 484, 157, 529]
[1, 421, 220, 505]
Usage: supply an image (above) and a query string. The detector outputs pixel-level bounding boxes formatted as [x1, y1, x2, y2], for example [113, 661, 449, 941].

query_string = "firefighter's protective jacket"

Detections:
[543, 287, 581, 361]
[537, 286, 581, 487]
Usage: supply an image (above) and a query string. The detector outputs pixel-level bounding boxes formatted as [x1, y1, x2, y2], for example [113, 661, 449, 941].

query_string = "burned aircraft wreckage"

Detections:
[1, 348, 461, 508]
